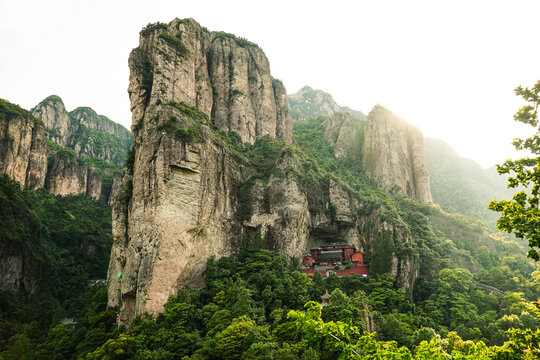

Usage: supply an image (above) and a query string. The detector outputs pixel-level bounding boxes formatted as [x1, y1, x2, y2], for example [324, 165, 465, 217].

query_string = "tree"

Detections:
[489, 81, 540, 260]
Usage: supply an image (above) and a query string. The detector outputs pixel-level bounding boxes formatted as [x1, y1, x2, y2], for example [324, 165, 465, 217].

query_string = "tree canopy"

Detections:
[489, 81, 540, 260]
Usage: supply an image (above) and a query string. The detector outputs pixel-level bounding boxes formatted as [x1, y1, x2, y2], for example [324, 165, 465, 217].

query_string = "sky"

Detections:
[1, 0, 539, 168]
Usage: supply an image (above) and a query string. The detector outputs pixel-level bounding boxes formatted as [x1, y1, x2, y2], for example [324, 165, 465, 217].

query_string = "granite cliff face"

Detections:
[45, 149, 107, 200]
[0, 98, 126, 203]
[109, 17, 293, 322]
[323, 112, 363, 159]
[31, 95, 76, 147]
[108, 18, 418, 323]
[32, 95, 132, 167]
[126, 19, 291, 145]
[363, 106, 432, 203]
[288, 86, 366, 122]
[0, 101, 48, 190]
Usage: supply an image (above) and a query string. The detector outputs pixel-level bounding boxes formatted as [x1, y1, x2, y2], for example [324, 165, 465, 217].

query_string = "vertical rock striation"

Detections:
[323, 112, 364, 159]
[108, 18, 418, 323]
[31, 95, 76, 147]
[32, 95, 132, 167]
[0, 101, 48, 190]
[109, 17, 293, 322]
[363, 106, 432, 203]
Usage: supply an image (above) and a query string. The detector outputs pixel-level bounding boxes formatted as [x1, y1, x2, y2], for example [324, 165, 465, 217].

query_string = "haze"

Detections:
[1, 0, 539, 168]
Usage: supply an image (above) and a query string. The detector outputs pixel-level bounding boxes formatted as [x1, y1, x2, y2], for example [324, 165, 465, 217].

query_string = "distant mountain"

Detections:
[424, 137, 514, 229]
[288, 87, 515, 229]
[32, 95, 132, 167]
[0, 97, 126, 202]
[287, 86, 366, 122]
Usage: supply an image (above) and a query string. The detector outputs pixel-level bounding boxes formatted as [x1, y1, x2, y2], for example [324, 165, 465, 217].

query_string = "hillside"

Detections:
[1, 17, 539, 360]
[32, 95, 132, 168]
[424, 137, 514, 230]
[1, 98, 127, 202]
[288, 86, 367, 122]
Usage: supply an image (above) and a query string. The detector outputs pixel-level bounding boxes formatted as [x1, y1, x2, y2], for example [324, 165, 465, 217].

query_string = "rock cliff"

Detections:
[45, 147, 120, 201]
[32, 95, 132, 167]
[31, 95, 76, 147]
[108, 18, 418, 323]
[127, 18, 292, 144]
[0, 98, 124, 203]
[288, 86, 366, 122]
[363, 106, 432, 203]
[0, 100, 48, 190]
[323, 112, 363, 159]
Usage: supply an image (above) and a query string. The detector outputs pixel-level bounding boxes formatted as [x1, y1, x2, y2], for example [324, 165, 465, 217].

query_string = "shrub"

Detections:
[140, 22, 168, 35]
[158, 33, 188, 58]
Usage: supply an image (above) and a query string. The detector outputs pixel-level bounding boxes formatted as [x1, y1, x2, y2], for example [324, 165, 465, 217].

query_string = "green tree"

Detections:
[489, 81, 540, 260]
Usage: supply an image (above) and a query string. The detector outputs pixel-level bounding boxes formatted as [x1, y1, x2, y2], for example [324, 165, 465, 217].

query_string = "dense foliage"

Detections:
[0, 174, 115, 359]
[0, 98, 44, 125]
[2, 87, 540, 358]
[11, 248, 532, 359]
[489, 81, 540, 260]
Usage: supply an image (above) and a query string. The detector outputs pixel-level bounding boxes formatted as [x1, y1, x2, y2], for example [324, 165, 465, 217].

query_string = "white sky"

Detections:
[1, 0, 539, 168]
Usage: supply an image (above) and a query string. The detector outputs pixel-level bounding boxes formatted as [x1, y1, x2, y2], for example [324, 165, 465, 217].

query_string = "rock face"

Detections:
[31, 95, 76, 147]
[0, 102, 48, 190]
[30, 95, 130, 202]
[109, 17, 292, 322]
[323, 112, 363, 159]
[71, 107, 132, 141]
[0, 243, 40, 301]
[69, 107, 132, 166]
[32, 95, 132, 167]
[108, 18, 418, 323]
[46, 152, 88, 197]
[363, 106, 432, 203]
[0, 98, 125, 203]
[127, 19, 292, 145]
[45, 149, 111, 201]
[288, 86, 366, 122]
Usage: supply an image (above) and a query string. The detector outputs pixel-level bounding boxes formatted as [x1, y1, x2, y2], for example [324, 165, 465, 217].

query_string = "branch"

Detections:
[328, 333, 361, 357]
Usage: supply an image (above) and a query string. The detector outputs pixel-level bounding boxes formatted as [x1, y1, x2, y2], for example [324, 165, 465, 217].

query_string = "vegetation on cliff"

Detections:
[0, 174, 115, 359]
[287, 86, 366, 122]
[0, 99, 44, 126]
[32, 95, 132, 168]
[5, 248, 531, 359]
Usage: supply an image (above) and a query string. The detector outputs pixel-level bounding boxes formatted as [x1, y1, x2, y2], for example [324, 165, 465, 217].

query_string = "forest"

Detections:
[1, 112, 540, 358]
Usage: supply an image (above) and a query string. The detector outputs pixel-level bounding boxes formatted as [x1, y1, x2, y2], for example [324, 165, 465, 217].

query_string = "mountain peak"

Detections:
[287, 86, 366, 122]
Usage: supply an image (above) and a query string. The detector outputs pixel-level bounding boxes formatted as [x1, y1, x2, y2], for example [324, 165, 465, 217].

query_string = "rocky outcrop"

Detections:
[32, 95, 132, 167]
[71, 107, 132, 141]
[0, 101, 48, 190]
[45, 150, 88, 197]
[0, 221, 43, 302]
[44, 150, 115, 201]
[108, 18, 418, 323]
[107, 174, 123, 206]
[363, 106, 432, 203]
[108, 122, 241, 323]
[32, 95, 77, 147]
[1, 98, 124, 203]
[69, 107, 132, 167]
[128, 18, 291, 144]
[288, 86, 366, 122]
[323, 112, 363, 159]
